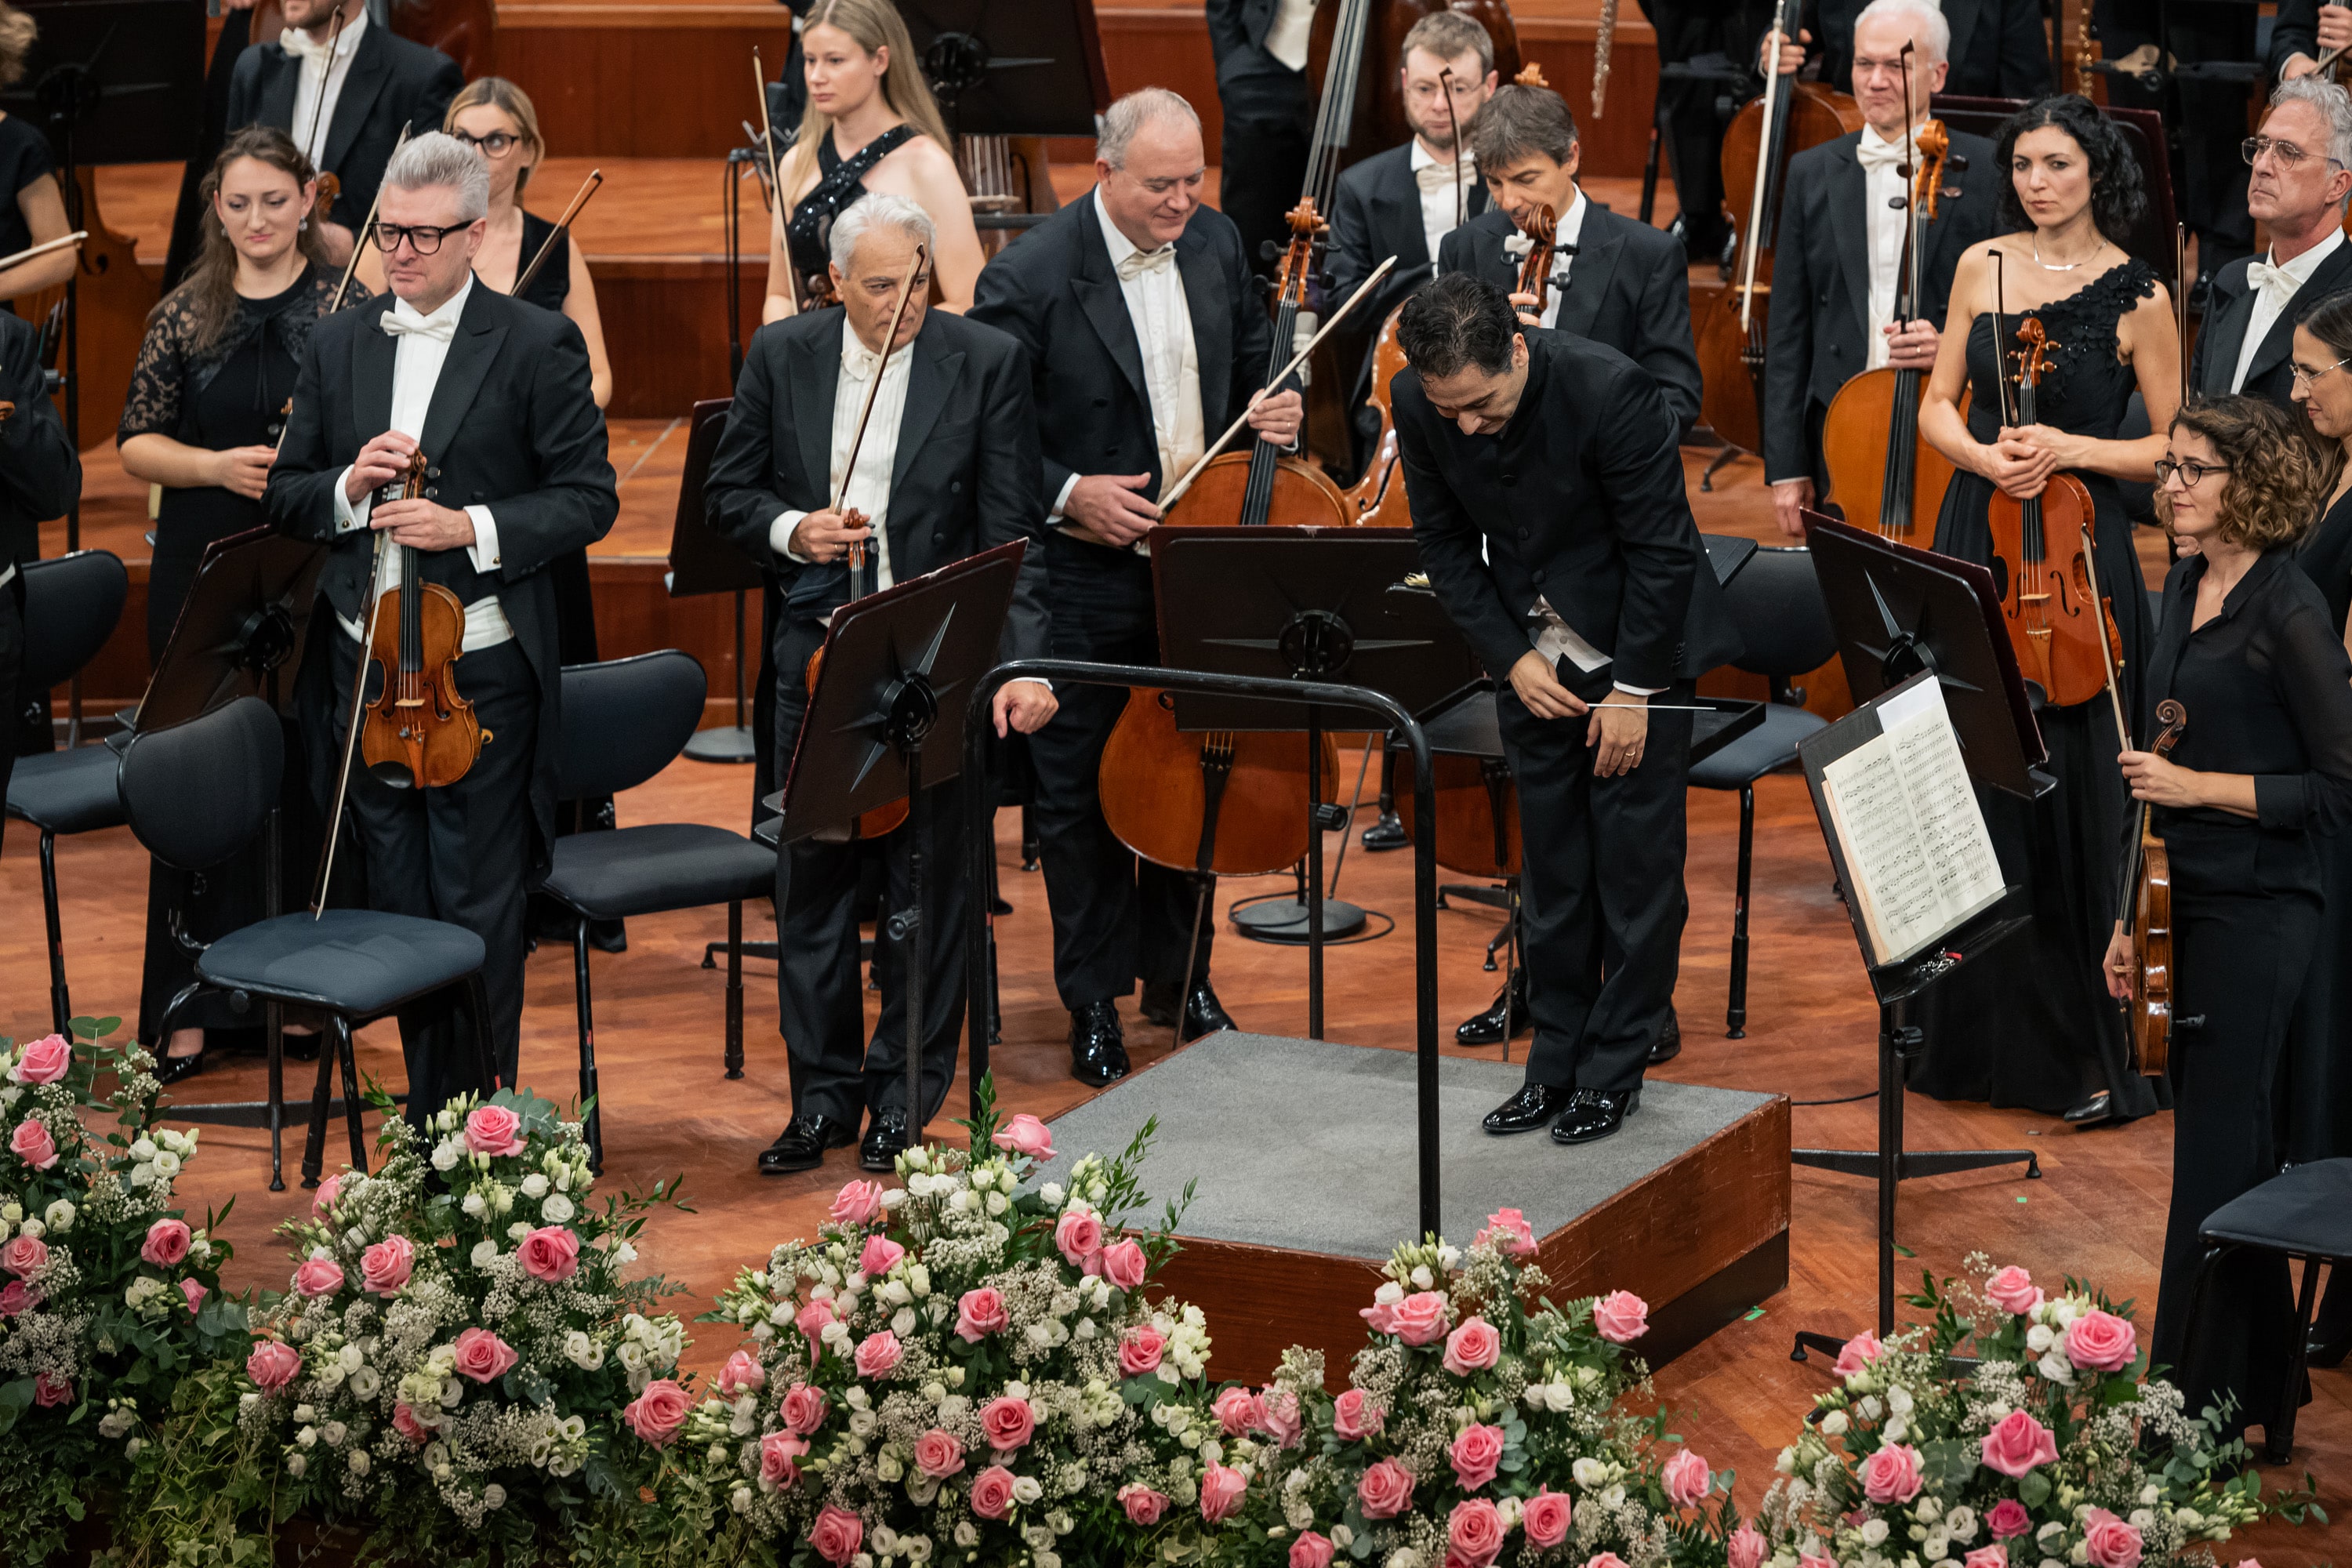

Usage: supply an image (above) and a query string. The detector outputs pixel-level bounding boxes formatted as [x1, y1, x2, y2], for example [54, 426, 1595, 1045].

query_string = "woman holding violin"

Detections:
[2100, 394, 2352, 1444]
[760, 0, 985, 321]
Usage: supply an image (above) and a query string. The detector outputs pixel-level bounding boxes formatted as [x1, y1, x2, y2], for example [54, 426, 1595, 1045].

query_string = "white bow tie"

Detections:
[2247, 257, 2301, 305]
[1415, 159, 1472, 195]
[842, 342, 883, 383]
[381, 311, 457, 344]
[1856, 134, 1911, 174]
[280, 26, 339, 65]
[1115, 245, 1176, 283]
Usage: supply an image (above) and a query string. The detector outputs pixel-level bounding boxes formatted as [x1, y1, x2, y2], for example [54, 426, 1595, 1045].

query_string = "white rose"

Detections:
[470, 1240, 499, 1268]
[1887, 1386, 1915, 1416]
[484, 1483, 506, 1510]
[1946, 1508, 1978, 1544]
[542, 1193, 575, 1225]
[849, 1409, 879, 1437]
[296, 1426, 318, 1450]
[1861, 1520, 1890, 1547]
[286, 1453, 307, 1478]
[461, 1192, 486, 1217]
[521, 1174, 550, 1198]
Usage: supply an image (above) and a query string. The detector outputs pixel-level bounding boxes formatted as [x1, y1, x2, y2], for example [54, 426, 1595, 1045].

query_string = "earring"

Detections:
[299, 220, 308, 232]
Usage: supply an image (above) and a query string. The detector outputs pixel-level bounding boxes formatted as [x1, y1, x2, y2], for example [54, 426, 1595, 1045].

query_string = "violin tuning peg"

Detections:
[1941, 185, 1962, 198]
[1946, 154, 1969, 171]
[1889, 195, 1909, 210]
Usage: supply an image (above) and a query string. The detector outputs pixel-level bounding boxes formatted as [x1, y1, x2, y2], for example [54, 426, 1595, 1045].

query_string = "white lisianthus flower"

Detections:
[43, 1200, 73, 1232]
[2025, 1324, 2055, 1353]
[1860, 1520, 1890, 1547]
[286, 1453, 307, 1478]
[1925, 1534, 1950, 1561]
[521, 1174, 550, 1199]
[484, 1483, 507, 1510]
[614, 1240, 637, 1264]
[296, 1426, 318, 1450]
[1011, 1475, 1044, 1505]
[431, 1142, 460, 1172]
[542, 1193, 576, 1225]
[1571, 1457, 1610, 1490]
[849, 1409, 879, 1438]
[2036, 1352, 2075, 1385]
[1822, 1410, 1850, 1436]
[1946, 1508, 1979, 1544]
[98, 1409, 135, 1439]
[16, 1218, 41, 1240]
[349, 1367, 380, 1400]
[131, 1138, 158, 1162]
[462, 1192, 486, 1217]
[153, 1151, 181, 1178]
[954, 1523, 979, 1548]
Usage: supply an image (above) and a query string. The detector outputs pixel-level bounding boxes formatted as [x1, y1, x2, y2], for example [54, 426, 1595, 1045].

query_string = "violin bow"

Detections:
[0, 231, 85, 274]
[2174, 220, 2190, 409]
[753, 48, 788, 229]
[830, 245, 929, 569]
[273, 122, 416, 467]
[1990, 249, 2014, 428]
[1439, 64, 1465, 233]
[514, 168, 604, 298]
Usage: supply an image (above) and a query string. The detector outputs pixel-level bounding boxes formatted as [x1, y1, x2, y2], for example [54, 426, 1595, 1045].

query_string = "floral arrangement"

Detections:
[0, 1017, 244, 1566]
[1751, 1258, 2324, 1568]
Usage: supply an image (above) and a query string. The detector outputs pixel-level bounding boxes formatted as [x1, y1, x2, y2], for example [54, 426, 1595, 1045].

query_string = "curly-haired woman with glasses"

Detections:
[2101, 393, 2352, 1443]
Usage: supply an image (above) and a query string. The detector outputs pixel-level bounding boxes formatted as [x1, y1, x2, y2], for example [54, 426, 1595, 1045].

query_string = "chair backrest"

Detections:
[557, 651, 708, 802]
[20, 550, 128, 691]
[117, 696, 282, 871]
[1726, 545, 1839, 680]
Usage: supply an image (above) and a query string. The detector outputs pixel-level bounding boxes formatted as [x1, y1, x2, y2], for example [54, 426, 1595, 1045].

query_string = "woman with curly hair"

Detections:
[2100, 394, 2352, 1441]
[1912, 94, 2182, 1127]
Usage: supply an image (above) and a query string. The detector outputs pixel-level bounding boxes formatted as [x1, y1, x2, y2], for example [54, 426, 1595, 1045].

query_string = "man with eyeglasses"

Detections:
[267, 132, 616, 1128]
[2189, 76, 2352, 411]
[227, 0, 461, 265]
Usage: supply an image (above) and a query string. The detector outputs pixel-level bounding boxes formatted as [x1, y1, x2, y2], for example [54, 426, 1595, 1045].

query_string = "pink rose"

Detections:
[1258, 1386, 1303, 1448]
[1291, 1530, 1338, 1568]
[463, 1104, 524, 1157]
[1964, 1548, 2008, 1568]
[358, 1232, 413, 1294]
[1834, 1330, 1883, 1377]
[969, 1465, 1017, 1520]
[1589, 1555, 1633, 1568]
[780, 1382, 829, 1435]
[1664, 1447, 1713, 1508]
[1592, 1290, 1649, 1343]
[1860, 1442, 1926, 1505]
[1450, 1422, 1504, 1491]
[1983, 1265, 2043, 1316]
[290, 1258, 344, 1298]
[956, 1287, 1009, 1343]
[1979, 1410, 2060, 1478]
[858, 1232, 904, 1278]
[719, 1348, 767, 1398]
[1119, 1323, 1166, 1376]
[1730, 1524, 1769, 1568]
[1199, 1461, 1248, 1523]
[913, 1427, 965, 1479]
[794, 1297, 837, 1356]
[1524, 1490, 1573, 1550]
[853, 1330, 902, 1379]
[392, 1403, 434, 1444]
[10, 1034, 69, 1084]
[1449, 1498, 1507, 1568]
[31, 1371, 71, 1407]
[2084, 1511, 2143, 1568]
[810, 1504, 866, 1567]
[1378, 1290, 1452, 1346]
[1476, 1207, 1537, 1258]
[2064, 1308, 2138, 1373]
[10, 1119, 57, 1171]
[760, 1429, 809, 1486]
[1443, 1316, 1501, 1375]
[310, 1172, 345, 1216]
[1357, 1457, 1416, 1519]
[0, 1279, 38, 1316]
[980, 1393, 1036, 1450]
[1120, 1483, 1171, 1526]
[991, 1112, 1056, 1160]
[1, 1234, 48, 1277]
[246, 1338, 303, 1392]
[1800, 1554, 1839, 1568]
[623, 1377, 691, 1446]
[829, 1179, 886, 1225]
[519, 1225, 581, 1283]
[1212, 1385, 1265, 1437]
[180, 1278, 208, 1310]
[1054, 1207, 1105, 1269]
[452, 1326, 520, 1384]
[1101, 1238, 1147, 1291]
[1332, 1388, 1385, 1440]
[1987, 1501, 2032, 1539]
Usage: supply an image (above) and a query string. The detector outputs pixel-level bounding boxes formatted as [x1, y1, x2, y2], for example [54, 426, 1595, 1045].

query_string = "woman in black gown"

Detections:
[1918, 95, 2180, 1126]
[2100, 394, 2352, 1443]
[117, 126, 358, 1079]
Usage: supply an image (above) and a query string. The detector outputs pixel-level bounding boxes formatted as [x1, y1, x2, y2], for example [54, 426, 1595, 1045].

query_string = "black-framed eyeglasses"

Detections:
[2154, 457, 2230, 488]
[372, 221, 469, 256]
[448, 129, 521, 157]
[2292, 354, 2352, 385]
[2242, 134, 2347, 171]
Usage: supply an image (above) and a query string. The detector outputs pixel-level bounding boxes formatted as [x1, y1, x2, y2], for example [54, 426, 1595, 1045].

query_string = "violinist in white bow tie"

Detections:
[2190, 76, 2352, 411]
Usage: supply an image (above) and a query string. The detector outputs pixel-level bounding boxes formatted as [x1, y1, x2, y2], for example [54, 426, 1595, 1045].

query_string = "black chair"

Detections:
[120, 698, 495, 1189]
[1686, 545, 1838, 1038]
[4, 550, 129, 1034]
[537, 651, 776, 1170]
[2180, 1158, 2352, 1462]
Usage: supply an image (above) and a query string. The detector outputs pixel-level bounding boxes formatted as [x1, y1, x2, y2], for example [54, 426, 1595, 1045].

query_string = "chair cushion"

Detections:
[196, 909, 485, 1019]
[539, 822, 776, 920]
[1689, 702, 1830, 791]
[2198, 1157, 2352, 1260]
[5, 745, 126, 835]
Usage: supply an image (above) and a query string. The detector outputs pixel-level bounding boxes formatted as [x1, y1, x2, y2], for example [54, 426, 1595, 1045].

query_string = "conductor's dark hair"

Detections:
[1993, 94, 2146, 241]
[1397, 273, 1519, 380]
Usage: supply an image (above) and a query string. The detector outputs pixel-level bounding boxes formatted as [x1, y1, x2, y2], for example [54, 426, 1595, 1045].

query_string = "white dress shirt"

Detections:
[1410, 139, 1476, 272]
[1265, 0, 1317, 71]
[772, 318, 914, 593]
[1858, 125, 1912, 370]
[281, 9, 367, 172]
[333, 276, 513, 650]
[2234, 228, 2345, 391]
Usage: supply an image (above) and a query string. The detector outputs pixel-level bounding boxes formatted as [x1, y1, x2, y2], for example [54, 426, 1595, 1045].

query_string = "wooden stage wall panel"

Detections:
[598, 260, 769, 420]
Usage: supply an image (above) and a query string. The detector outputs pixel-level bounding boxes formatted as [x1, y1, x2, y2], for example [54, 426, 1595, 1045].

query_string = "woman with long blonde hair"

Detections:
[759, 0, 983, 320]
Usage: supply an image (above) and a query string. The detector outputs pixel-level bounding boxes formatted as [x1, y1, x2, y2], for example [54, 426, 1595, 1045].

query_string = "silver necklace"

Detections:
[2031, 233, 2103, 271]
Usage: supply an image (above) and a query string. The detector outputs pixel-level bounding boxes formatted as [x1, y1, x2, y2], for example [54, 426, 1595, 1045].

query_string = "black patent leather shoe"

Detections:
[1069, 1001, 1130, 1087]
[1457, 971, 1530, 1046]
[2062, 1091, 2114, 1128]
[154, 1047, 207, 1087]
[1648, 1009, 1682, 1065]
[1483, 1083, 1575, 1135]
[1551, 1087, 1642, 1145]
[1359, 811, 1409, 851]
[757, 1113, 856, 1175]
[861, 1107, 909, 1172]
[1142, 979, 1235, 1042]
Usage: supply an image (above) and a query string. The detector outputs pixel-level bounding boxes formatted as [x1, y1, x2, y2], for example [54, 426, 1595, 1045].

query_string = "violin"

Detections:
[358, 449, 491, 790]
[1510, 201, 1560, 325]
[2117, 699, 2185, 1077]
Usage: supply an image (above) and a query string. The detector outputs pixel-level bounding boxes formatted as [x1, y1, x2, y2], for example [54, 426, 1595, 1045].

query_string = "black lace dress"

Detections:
[782, 123, 916, 310]
[1915, 258, 2162, 1120]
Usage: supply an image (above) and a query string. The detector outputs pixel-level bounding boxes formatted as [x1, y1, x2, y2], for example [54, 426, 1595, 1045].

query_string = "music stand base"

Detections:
[684, 725, 760, 764]
[1232, 898, 1370, 943]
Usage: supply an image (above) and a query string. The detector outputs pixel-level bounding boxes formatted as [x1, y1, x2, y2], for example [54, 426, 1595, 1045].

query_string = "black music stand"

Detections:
[764, 541, 1026, 1127]
[666, 398, 765, 764]
[900, 0, 1110, 137]
[1788, 514, 2048, 1351]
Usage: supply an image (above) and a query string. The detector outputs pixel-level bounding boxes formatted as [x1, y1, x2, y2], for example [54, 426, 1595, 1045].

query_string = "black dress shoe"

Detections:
[1360, 810, 1409, 851]
[2063, 1091, 2113, 1127]
[1141, 979, 1234, 1042]
[154, 1048, 207, 1087]
[1648, 1009, 1682, 1065]
[861, 1108, 909, 1172]
[1069, 1001, 1130, 1087]
[1551, 1087, 1641, 1145]
[1457, 972, 1530, 1046]
[1483, 1083, 1576, 1135]
[757, 1113, 856, 1175]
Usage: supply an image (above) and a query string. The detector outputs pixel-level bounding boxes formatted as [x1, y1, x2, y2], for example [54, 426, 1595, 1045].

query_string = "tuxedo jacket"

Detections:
[0, 310, 78, 571]
[704, 306, 1050, 670]
[969, 192, 1273, 514]
[267, 282, 617, 861]
[1761, 126, 2000, 484]
[227, 24, 463, 232]
[1329, 141, 1490, 407]
[1395, 330, 1743, 691]
[2270, 0, 2332, 78]
[1794, 0, 2050, 99]
[2189, 244, 2352, 412]
[1436, 203, 1704, 439]
[1204, 0, 1312, 125]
